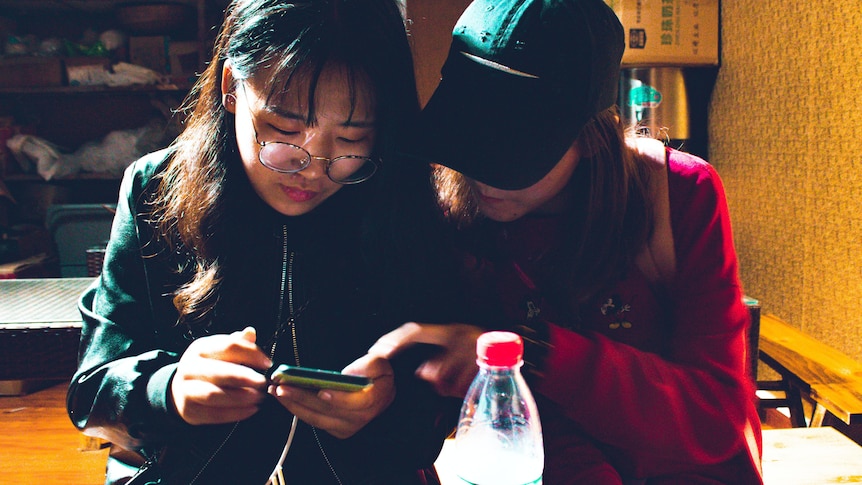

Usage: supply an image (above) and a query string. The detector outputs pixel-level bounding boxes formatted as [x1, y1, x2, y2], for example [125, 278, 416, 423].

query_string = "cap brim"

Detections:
[403, 52, 584, 190]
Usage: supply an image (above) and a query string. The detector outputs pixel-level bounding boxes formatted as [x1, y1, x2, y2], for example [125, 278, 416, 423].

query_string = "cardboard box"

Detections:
[0, 56, 64, 88]
[605, 0, 719, 66]
[168, 40, 202, 85]
[129, 35, 169, 74]
[168, 41, 201, 75]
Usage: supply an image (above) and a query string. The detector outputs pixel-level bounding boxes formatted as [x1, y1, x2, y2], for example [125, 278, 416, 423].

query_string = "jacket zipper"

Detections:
[270, 225, 292, 361]
[270, 224, 343, 485]
[186, 226, 292, 484]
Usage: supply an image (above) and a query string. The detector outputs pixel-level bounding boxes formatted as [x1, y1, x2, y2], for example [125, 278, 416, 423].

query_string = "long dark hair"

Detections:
[435, 107, 655, 312]
[153, 0, 431, 327]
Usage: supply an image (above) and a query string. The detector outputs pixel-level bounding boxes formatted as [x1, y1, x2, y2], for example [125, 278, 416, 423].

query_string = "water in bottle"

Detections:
[453, 331, 543, 485]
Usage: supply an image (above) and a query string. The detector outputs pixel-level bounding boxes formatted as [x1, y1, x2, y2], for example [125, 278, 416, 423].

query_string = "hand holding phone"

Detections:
[269, 364, 372, 392]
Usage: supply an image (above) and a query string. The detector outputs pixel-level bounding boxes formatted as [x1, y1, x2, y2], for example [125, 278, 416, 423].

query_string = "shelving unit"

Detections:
[0, 0, 223, 228]
[0, 1, 226, 276]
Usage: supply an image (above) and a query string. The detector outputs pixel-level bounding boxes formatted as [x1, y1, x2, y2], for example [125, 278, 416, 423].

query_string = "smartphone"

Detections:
[269, 364, 372, 392]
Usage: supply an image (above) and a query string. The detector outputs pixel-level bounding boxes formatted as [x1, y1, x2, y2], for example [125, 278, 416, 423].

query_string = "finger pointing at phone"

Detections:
[369, 322, 483, 398]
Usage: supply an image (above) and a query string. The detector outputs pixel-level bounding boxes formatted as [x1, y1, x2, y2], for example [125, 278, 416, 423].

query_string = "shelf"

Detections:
[0, 1, 119, 12]
[0, 0, 207, 13]
[0, 83, 193, 95]
[0, 0, 215, 230]
[3, 173, 121, 182]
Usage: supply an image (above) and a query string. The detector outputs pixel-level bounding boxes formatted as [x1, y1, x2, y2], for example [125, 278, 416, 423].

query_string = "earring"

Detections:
[223, 93, 236, 107]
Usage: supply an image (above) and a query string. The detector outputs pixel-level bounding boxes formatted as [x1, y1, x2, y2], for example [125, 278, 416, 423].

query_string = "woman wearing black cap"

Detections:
[371, 0, 763, 483]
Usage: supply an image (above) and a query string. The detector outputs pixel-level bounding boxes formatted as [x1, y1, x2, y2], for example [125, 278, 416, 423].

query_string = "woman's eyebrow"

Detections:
[266, 105, 376, 128]
[341, 119, 376, 129]
[265, 105, 305, 120]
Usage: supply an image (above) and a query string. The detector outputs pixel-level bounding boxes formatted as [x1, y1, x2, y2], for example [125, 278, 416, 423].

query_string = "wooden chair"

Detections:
[745, 298, 809, 427]
[754, 311, 862, 428]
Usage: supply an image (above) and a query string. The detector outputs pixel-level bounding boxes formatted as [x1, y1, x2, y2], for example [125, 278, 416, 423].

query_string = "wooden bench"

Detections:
[757, 313, 862, 427]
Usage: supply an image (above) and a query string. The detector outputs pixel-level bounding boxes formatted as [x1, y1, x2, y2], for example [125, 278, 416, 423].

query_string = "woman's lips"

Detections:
[282, 185, 318, 202]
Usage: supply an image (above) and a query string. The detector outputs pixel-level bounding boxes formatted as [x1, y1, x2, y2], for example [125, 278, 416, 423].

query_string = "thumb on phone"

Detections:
[237, 326, 257, 343]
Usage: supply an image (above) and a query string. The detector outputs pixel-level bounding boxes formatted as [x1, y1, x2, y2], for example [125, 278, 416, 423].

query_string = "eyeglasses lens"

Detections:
[329, 156, 377, 184]
[259, 144, 307, 172]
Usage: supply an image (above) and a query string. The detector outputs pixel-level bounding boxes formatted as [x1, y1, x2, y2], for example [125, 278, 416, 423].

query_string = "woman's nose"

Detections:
[294, 157, 327, 180]
[300, 132, 333, 158]
[296, 135, 331, 180]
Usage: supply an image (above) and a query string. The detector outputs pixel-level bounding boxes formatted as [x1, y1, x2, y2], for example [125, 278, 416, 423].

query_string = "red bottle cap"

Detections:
[476, 331, 523, 367]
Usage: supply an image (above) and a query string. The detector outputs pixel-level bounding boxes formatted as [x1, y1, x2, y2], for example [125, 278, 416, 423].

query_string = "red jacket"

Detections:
[465, 149, 762, 484]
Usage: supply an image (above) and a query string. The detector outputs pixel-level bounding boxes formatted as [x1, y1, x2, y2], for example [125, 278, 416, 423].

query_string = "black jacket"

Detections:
[67, 149, 458, 484]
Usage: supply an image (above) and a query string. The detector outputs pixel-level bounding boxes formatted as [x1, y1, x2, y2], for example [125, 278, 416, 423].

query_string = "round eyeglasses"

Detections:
[239, 84, 381, 185]
[255, 140, 380, 185]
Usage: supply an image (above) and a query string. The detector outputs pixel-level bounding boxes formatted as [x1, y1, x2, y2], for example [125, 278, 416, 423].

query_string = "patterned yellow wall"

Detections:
[711, 1, 862, 360]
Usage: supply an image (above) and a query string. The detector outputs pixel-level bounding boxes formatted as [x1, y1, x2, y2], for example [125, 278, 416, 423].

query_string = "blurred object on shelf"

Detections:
[0, 181, 10, 226]
[63, 56, 113, 86]
[129, 35, 169, 73]
[6, 119, 169, 181]
[65, 60, 162, 87]
[3, 34, 34, 56]
[46, 203, 115, 277]
[0, 117, 26, 178]
[98, 29, 126, 52]
[115, 1, 195, 36]
[0, 16, 14, 42]
[129, 35, 202, 84]
[5, 133, 70, 180]
[37, 37, 63, 56]
[0, 177, 12, 204]
[0, 223, 52, 264]
[168, 40, 201, 83]
[63, 37, 108, 58]
[85, 245, 105, 277]
[0, 252, 57, 279]
[0, 56, 64, 88]
[103, 61, 162, 86]
[70, 118, 167, 176]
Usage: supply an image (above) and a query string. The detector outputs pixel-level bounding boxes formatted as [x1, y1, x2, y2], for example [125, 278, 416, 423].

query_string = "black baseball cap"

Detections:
[404, 0, 625, 190]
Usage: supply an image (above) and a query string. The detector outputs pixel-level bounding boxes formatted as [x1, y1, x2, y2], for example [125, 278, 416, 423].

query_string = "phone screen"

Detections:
[269, 364, 372, 392]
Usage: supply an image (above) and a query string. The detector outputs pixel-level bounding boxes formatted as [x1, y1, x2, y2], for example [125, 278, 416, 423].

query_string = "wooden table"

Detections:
[7, 384, 862, 485]
[761, 427, 862, 484]
[0, 384, 108, 485]
[435, 427, 862, 484]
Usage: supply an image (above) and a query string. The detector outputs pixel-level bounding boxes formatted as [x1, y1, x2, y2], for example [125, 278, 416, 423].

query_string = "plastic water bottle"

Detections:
[453, 331, 543, 485]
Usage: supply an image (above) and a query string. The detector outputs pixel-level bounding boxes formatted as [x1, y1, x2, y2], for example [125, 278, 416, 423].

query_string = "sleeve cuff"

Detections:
[146, 362, 185, 425]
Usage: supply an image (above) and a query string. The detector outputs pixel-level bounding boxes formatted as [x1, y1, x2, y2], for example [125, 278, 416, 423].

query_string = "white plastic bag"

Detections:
[6, 134, 79, 180]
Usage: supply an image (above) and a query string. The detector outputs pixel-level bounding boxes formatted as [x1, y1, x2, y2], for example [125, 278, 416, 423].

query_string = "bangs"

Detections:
[263, 60, 374, 127]
[225, 2, 377, 128]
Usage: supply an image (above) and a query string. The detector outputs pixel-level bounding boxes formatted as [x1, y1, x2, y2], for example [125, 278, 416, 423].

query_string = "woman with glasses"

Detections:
[372, 0, 763, 483]
[66, 1, 465, 483]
